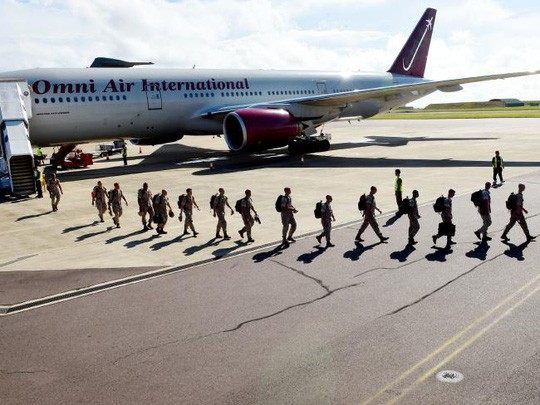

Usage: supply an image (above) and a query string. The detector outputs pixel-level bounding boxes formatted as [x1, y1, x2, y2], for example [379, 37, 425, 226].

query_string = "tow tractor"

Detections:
[50, 144, 93, 170]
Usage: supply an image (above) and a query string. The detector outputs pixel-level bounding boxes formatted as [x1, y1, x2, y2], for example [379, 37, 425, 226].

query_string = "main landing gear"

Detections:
[287, 133, 331, 155]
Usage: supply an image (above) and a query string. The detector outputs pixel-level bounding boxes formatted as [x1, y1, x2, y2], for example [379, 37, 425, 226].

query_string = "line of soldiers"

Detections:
[86, 175, 535, 250]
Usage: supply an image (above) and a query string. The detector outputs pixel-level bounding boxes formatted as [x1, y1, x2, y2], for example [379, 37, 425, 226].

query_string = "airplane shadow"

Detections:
[343, 241, 382, 261]
[50, 136, 540, 182]
[390, 244, 416, 263]
[465, 241, 491, 261]
[297, 246, 327, 264]
[502, 240, 534, 261]
[16, 211, 53, 221]
[426, 246, 454, 262]
[62, 221, 100, 233]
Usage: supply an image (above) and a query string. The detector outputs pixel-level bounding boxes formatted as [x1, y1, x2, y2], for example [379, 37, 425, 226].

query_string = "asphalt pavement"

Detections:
[1, 119, 540, 404]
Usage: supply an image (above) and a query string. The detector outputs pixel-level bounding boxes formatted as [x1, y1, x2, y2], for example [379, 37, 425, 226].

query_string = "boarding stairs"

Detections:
[0, 79, 35, 196]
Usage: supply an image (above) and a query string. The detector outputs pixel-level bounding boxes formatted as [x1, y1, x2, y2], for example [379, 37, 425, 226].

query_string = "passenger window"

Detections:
[123, 95, 127, 100]
[35, 98, 40, 104]
[66, 97, 71, 102]
[116, 95, 120, 100]
[51, 98, 55, 103]
[81, 96, 86, 102]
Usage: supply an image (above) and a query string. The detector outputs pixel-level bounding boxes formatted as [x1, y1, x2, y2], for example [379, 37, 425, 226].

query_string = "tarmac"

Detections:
[1, 118, 540, 307]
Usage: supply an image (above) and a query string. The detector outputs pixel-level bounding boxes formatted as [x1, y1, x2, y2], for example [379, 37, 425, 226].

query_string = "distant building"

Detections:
[489, 98, 525, 107]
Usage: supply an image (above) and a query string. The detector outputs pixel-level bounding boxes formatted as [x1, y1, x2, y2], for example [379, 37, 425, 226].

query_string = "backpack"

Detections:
[471, 190, 483, 207]
[235, 198, 243, 213]
[275, 195, 284, 212]
[314, 201, 323, 218]
[210, 194, 218, 210]
[152, 193, 161, 206]
[177, 194, 186, 209]
[506, 192, 517, 210]
[433, 196, 445, 213]
[399, 197, 410, 215]
[358, 194, 367, 211]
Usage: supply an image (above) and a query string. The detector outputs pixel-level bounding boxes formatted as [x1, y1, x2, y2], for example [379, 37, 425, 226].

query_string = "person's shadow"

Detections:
[124, 233, 160, 248]
[62, 221, 100, 232]
[343, 241, 381, 261]
[16, 211, 53, 221]
[426, 246, 454, 262]
[390, 244, 416, 263]
[252, 245, 284, 263]
[150, 235, 183, 251]
[465, 242, 490, 261]
[383, 213, 401, 228]
[297, 246, 327, 264]
[183, 238, 223, 256]
[105, 229, 147, 244]
[502, 240, 532, 261]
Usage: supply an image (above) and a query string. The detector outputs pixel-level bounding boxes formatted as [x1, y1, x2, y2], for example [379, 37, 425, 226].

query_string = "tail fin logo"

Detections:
[402, 16, 434, 72]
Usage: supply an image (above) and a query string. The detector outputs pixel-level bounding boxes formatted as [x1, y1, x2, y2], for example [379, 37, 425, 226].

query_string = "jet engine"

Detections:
[223, 109, 301, 152]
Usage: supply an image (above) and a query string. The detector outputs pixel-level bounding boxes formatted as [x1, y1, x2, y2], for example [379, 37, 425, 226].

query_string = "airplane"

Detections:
[1, 7, 539, 157]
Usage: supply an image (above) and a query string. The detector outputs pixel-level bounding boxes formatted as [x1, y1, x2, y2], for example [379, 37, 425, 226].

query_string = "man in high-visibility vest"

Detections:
[492, 151, 504, 184]
[394, 169, 403, 214]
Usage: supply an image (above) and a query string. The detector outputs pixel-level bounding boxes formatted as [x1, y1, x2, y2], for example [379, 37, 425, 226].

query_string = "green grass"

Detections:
[374, 108, 540, 120]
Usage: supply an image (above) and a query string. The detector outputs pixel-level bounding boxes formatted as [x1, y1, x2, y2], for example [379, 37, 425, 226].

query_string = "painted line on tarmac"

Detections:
[361, 271, 540, 405]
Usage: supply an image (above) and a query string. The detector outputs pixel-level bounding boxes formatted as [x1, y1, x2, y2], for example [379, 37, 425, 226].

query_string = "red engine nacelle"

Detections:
[223, 108, 301, 152]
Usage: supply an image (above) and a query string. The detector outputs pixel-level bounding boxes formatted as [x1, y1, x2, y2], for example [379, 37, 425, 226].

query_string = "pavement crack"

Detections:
[0, 369, 47, 375]
[385, 253, 505, 317]
[353, 257, 425, 279]
[112, 339, 182, 365]
[221, 280, 365, 333]
[269, 259, 331, 293]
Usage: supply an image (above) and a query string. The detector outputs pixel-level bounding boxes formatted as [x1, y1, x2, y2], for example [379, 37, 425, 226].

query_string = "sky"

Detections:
[2, 0, 540, 107]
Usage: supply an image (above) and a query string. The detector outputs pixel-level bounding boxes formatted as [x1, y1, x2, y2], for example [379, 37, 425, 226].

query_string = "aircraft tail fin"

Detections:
[388, 8, 436, 78]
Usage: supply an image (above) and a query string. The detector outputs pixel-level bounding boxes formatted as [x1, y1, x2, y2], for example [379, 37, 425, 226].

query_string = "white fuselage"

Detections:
[0, 68, 430, 146]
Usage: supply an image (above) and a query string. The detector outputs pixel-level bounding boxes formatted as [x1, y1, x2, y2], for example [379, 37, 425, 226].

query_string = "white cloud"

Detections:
[1, 0, 540, 105]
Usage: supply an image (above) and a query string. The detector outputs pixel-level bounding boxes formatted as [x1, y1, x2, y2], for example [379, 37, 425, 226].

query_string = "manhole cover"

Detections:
[436, 370, 464, 383]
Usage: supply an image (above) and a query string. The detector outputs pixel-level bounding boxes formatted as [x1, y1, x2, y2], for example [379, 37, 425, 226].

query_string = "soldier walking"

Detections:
[501, 184, 536, 242]
[432, 189, 456, 249]
[180, 188, 200, 237]
[213, 188, 234, 239]
[239, 189, 257, 243]
[408, 189, 420, 245]
[316, 195, 335, 248]
[91, 181, 108, 222]
[155, 190, 173, 235]
[492, 151, 504, 184]
[137, 182, 154, 231]
[474, 182, 492, 242]
[280, 187, 298, 247]
[355, 186, 389, 243]
[108, 182, 128, 228]
[46, 173, 63, 211]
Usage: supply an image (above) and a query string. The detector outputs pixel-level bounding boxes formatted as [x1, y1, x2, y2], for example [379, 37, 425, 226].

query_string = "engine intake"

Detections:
[223, 109, 301, 152]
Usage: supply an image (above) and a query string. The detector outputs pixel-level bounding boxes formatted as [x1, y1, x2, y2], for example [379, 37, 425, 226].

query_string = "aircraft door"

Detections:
[146, 90, 162, 110]
[316, 81, 328, 94]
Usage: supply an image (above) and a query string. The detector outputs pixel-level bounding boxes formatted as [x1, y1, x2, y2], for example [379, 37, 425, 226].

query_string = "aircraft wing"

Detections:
[202, 70, 540, 118]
